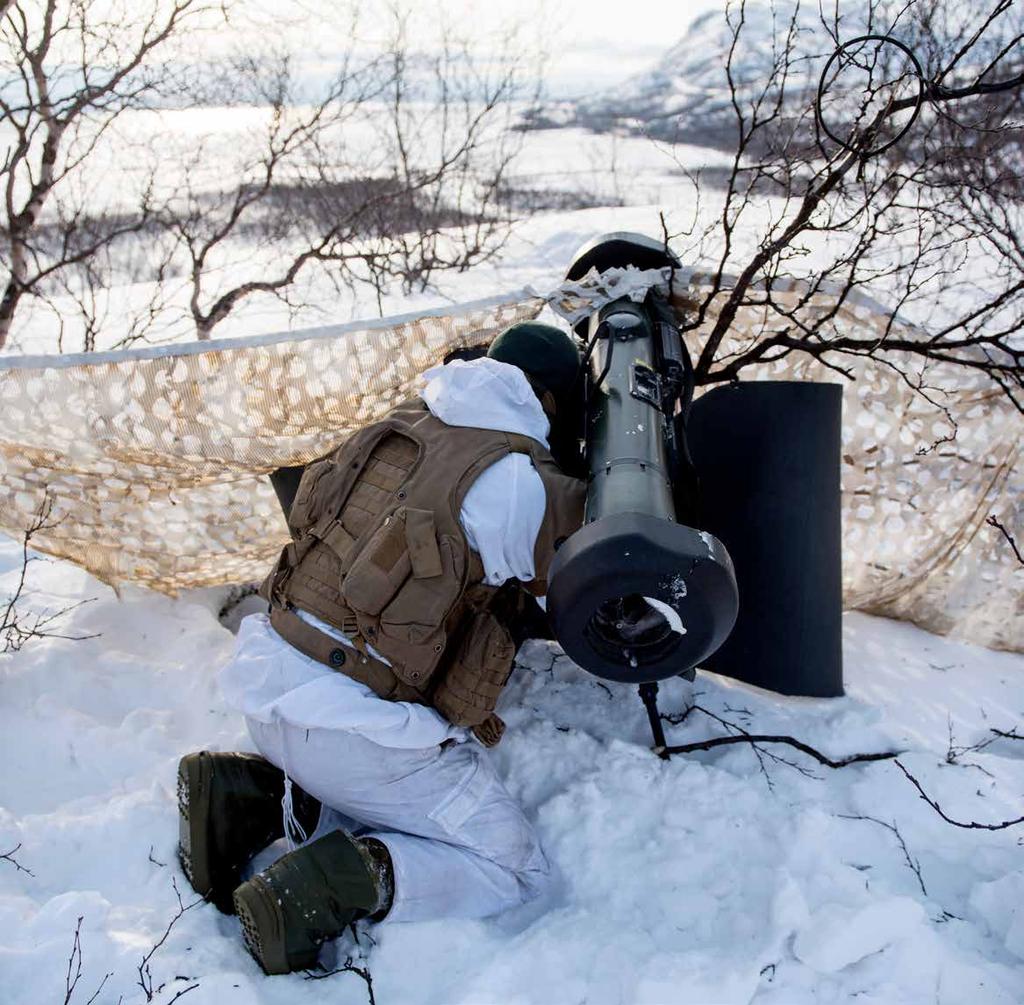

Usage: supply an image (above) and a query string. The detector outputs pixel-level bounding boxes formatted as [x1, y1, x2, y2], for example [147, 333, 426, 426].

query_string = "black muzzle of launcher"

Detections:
[547, 233, 738, 684]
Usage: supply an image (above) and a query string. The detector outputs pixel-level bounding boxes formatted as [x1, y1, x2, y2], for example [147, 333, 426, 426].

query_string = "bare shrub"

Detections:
[659, 0, 1023, 410]
[158, 7, 535, 338]
[1, 496, 97, 653]
[0, 0, 219, 348]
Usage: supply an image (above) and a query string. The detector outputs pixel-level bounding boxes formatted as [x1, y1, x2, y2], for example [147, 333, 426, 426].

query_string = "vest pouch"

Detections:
[432, 609, 516, 728]
[287, 457, 336, 532]
[288, 436, 373, 535]
[377, 531, 461, 633]
[375, 532, 465, 688]
[341, 507, 414, 617]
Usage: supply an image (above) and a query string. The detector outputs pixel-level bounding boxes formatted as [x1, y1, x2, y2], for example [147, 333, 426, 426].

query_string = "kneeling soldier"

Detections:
[178, 323, 585, 973]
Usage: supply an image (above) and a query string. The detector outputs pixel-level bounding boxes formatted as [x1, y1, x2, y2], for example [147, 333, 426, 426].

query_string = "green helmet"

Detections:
[486, 322, 580, 398]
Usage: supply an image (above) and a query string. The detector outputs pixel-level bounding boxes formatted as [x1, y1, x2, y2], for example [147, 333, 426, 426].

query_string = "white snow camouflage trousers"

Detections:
[246, 717, 550, 923]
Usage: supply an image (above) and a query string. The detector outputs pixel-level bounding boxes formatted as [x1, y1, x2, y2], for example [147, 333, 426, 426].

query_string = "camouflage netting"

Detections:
[0, 271, 1021, 651]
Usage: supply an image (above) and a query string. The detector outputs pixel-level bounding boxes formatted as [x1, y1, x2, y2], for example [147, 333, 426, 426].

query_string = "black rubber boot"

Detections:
[233, 830, 392, 975]
[177, 750, 321, 913]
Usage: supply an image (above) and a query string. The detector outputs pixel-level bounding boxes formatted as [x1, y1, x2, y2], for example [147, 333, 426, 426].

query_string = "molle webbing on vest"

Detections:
[273, 404, 519, 689]
[274, 429, 422, 633]
[341, 434, 420, 540]
[278, 543, 361, 635]
[431, 609, 516, 727]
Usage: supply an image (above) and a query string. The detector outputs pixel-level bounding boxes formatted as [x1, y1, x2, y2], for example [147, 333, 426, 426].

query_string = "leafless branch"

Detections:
[894, 759, 1024, 830]
[162, 984, 200, 1005]
[136, 877, 203, 1002]
[662, 727, 902, 768]
[0, 0, 219, 348]
[837, 813, 928, 896]
[154, 7, 533, 340]
[987, 514, 1024, 565]
[304, 956, 377, 1005]
[991, 728, 1024, 741]
[653, 1, 1024, 416]
[0, 842, 33, 876]
[2, 495, 98, 653]
[659, 704, 699, 728]
[63, 916, 112, 1005]
[659, 700, 901, 781]
[944, 714, 999, 776]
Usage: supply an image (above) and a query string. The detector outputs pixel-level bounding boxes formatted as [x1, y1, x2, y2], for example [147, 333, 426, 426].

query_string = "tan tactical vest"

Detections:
[260, 398, 585, 741]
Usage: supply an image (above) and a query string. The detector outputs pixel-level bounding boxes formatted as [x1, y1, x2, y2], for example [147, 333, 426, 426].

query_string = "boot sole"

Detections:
[234, 875, 320, 975]
[177, 752, 223, 909]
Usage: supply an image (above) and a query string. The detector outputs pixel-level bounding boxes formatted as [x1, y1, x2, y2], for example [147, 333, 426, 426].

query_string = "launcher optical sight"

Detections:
[546, 233, 739, 685]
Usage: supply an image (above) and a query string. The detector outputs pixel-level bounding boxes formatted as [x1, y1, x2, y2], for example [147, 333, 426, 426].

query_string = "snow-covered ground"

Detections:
[1, 510, 1023, 1005]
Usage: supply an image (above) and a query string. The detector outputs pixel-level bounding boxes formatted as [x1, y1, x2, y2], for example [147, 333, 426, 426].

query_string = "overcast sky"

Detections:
[222, 0, 725, 100]
[491, 0, 724, 96]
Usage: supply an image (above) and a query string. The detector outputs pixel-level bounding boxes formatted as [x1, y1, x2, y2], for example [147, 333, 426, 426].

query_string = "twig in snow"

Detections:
[64, 918, 84, 1005]
[943, 715, 1023, 765]
[304, 957, 377, 1005]
[136, 877, 203, 1002]
[164, 984, 200, 1005]
[659, 702, 887, 786]
[991, 728, 1024, 741]
[63, 916, 112, 1005]
[2, 496, 99, 654]
[894, 760, 1024, 830]
[696, 703, 821, 788]
[0, 842, 34, 876]
[696, 705, 776, 789]
[516, 650, 562, 676]
[837, 814, 928, 896]
[148, 846, 167, 868]
[944, 715, 997, 777]
[722, 703, 754, 719]
[660, 704, 699, 727]
[662, 727, 901, 769]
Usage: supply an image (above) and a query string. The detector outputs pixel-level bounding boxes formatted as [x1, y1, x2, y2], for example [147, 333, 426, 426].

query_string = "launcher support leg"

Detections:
[639, 682, 669, 758]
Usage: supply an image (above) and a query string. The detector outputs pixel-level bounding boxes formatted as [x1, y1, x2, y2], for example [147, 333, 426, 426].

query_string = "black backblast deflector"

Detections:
[687, 381, 844, 697]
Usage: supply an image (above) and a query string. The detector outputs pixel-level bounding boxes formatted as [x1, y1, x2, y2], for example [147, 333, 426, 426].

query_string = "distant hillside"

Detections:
[522, 5, 845, 149]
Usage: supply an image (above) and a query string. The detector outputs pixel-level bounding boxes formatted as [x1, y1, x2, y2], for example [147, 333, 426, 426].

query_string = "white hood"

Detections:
[419, 357, 550, 448]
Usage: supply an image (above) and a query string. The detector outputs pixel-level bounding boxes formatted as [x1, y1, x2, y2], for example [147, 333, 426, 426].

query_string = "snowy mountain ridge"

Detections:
[525, 3, 831, 146]
[527, 2, 1013, 148]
